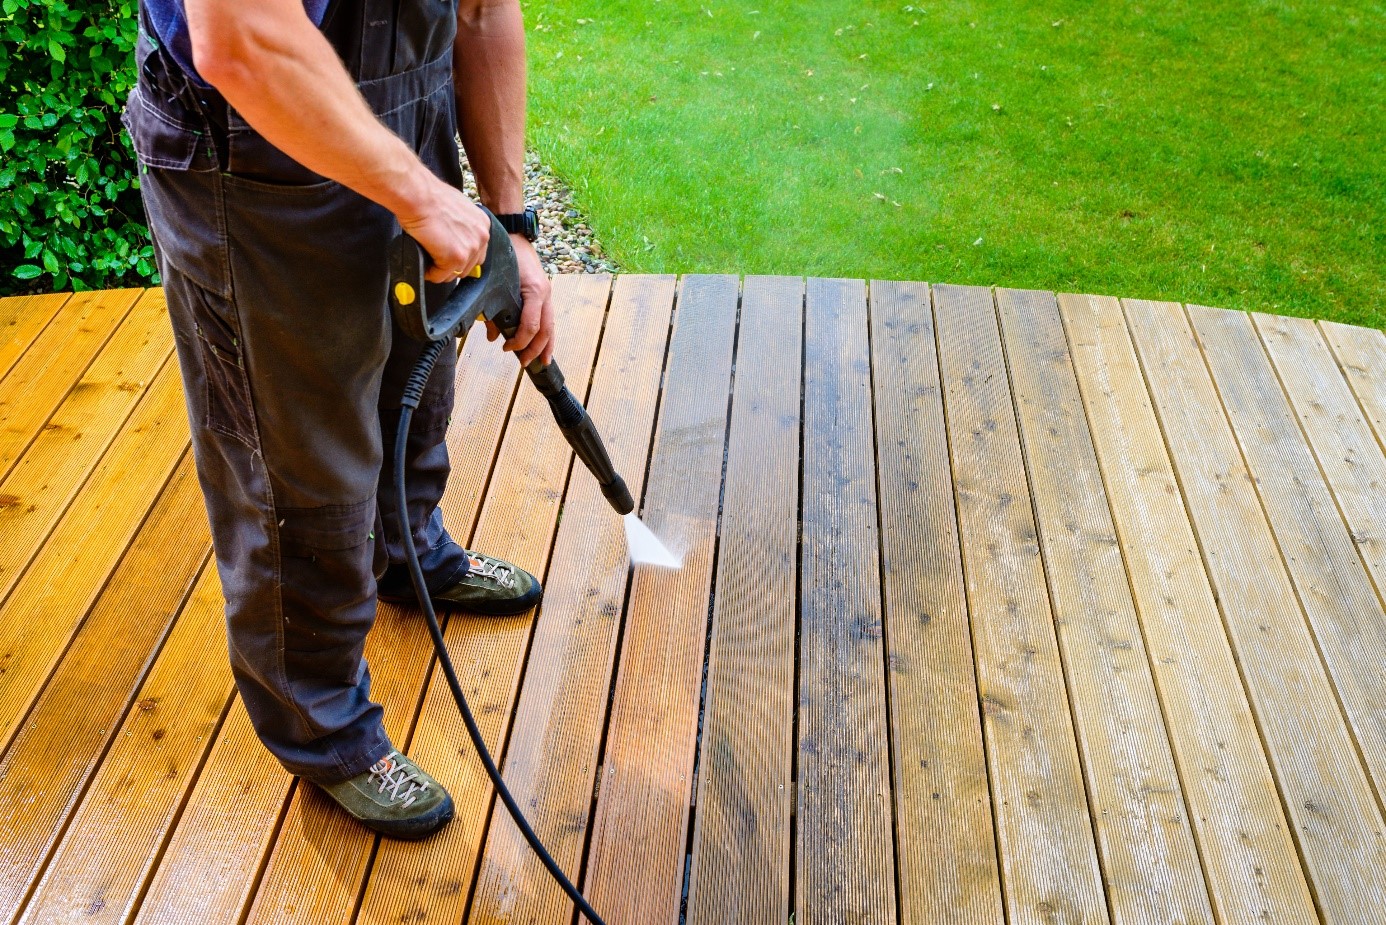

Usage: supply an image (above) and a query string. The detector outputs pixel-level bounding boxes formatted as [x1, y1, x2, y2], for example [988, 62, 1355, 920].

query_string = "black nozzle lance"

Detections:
[387, 215, 634, 517]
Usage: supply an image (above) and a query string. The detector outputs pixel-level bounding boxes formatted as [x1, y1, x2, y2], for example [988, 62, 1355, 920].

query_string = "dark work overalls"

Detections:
[123, 0, 473, 784]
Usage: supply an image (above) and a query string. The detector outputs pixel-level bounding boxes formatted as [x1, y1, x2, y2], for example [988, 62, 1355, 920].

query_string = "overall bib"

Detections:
[123, 0, 473, 783]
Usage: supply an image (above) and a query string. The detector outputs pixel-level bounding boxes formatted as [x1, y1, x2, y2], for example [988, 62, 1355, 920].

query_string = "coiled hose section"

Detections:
[394, 338, 607, 925]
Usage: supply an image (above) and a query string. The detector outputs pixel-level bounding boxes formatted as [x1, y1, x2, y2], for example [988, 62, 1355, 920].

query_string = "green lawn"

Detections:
[525, 0, 1384, 328]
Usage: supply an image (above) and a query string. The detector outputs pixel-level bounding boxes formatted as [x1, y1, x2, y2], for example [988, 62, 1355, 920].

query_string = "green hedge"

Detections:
[0, 0, 154, 295]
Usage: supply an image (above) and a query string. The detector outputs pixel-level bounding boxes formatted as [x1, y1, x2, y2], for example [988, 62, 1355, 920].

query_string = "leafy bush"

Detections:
[0, 0, 154, 295]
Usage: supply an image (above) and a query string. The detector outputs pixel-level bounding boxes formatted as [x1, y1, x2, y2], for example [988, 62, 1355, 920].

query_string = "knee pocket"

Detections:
[277, 499, 378, 669]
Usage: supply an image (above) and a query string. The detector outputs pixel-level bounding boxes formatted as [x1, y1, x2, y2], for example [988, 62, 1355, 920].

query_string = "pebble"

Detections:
[461, 153, 621, 276]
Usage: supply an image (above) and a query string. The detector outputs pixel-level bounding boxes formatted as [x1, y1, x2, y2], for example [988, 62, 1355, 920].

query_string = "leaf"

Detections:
[13, 264, 41, 280]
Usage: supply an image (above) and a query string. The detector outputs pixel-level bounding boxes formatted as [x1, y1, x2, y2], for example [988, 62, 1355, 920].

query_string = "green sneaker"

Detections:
[379, 550, 543, 616]
[320, 750, 454, 840]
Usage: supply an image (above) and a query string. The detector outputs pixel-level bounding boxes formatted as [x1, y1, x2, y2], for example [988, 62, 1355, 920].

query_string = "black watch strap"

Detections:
[495, 207, 539, 242]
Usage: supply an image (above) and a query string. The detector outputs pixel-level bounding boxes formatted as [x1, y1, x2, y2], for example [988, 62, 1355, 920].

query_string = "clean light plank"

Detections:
[15, 563, 231, 925]
[0, 288, 169, 482]
[796, 277, 896, 923]
[933, 283, 1108, 925]
[0, 322, 174, 610]
[686, 276, 802, 925]
[1193, 305, 1386, 806]
[583, 275, 739, 924]
[1321, 321, 1386, 451]
[0, 359, 189, 751]
[0, 289, 139, 468]
[997, 288, 1212, 923]
[868, 280, 1001, 924]
[1125, 298, 1386, 923]
[1256, 312, 1386, 642]
[0, 460, 206, 920]
[0, 292, 69, 382]
[1059, 293, 1317, 924]
[355, 273, 610, 925]
[467, 275, 676, 925]
[242, 328, 524, 925]
[138, 317, 522, 925]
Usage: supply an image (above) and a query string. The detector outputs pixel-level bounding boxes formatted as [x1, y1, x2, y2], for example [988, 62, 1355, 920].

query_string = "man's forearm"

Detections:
[186, 0, 436, 220]
[454, 0, 528, 213]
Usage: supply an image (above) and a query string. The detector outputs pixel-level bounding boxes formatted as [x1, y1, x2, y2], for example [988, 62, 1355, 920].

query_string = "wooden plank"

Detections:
[1059, 294, 1317, 924]
[0, 289, 170, 482]
[466, 275, 676, 925]
[13, 562, 232, 925]
[0, 358, 189, 750]
[1124, 298, 1386, 922]
[1256, 312, 1386, 643]
[795, 277, 895, 924]
[0, 297, 173, 597]
[1320, 321, 1386, 452]
[0, 292, 69, 383]
[997, 288, 1212, 922]
[933, 283, 1108, 925]
[685, 276, 802, 925]
[352, 273, 610, 925]
[0, 458, 207, 920]
[866, 280, 1002, 924]
[0, 289, 140, 470]
[1193, 306, 1386, 806]
[583, 275, 739, 923]
[134, 319, 522, 925]
[238, 327, 523, 925]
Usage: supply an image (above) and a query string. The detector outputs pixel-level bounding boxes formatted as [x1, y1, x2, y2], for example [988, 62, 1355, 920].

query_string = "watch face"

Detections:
[524, 207, 538, 240]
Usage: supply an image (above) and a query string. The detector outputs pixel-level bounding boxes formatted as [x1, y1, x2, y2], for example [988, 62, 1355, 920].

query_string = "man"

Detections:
[124, 0, 551, 839]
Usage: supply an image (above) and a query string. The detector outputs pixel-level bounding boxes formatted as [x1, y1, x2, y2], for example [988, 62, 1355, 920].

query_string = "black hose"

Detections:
[394, 339, 607, 925]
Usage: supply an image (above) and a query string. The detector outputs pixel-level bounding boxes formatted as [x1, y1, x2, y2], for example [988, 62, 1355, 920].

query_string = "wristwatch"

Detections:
[495, 207, 539, 242]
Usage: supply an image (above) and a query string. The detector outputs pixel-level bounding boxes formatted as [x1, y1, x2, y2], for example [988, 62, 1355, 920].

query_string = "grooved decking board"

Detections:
[1320, 321, 1386, 450]
[933, 284, 1108, 925]
[1124, 298, 1386, 922]
[467, 275, 676, 925]
[0, 290, 139, 463]
[1192, 306, 1386, 808]
[866, 280, 1001, 924]
[352, 273, 610, 925]
[796, 277, 895, 924]
[134, 318, 521, 925]
[0, 292, 68, 382]
[0, 359, 189, 751]
[0, 459, 206, 920]
[685, 276, 802, 925]
[583, 275, 739, 924]
[240, 325, 524, 925]
[0, 289, 170, 482]
[1256, 313, 1386, 641]
[15, 563, 231, 925]
[996, 288, 1213, 923]
[1058, 294, 1317, 924]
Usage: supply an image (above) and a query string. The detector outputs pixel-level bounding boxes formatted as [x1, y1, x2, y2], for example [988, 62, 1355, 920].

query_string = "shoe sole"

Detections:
[359, 791, 455, 841]
[378, 581, 543, 617]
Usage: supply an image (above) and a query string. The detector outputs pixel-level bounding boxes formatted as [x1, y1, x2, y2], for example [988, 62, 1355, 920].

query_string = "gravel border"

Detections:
[461, 153, 620, 276]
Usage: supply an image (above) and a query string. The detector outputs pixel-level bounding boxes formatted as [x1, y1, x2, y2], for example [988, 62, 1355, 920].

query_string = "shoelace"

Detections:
[368, 752, 429, 807]
[468, 554, 516, 590]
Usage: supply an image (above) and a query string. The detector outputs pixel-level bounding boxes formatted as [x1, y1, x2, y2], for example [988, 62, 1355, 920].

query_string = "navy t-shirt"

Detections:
[143, 0, 332, 84]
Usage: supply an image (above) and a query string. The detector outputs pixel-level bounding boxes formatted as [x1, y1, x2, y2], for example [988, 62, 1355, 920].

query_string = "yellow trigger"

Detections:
[394, 281, 416, 306]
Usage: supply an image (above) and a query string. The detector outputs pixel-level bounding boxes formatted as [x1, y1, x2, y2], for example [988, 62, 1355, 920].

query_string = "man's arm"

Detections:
[455, 0, 554, 365]
[185, 0, 489, 284]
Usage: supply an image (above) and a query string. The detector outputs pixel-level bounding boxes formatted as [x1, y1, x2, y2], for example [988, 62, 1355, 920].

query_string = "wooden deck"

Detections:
[1, 278, 1385, 924]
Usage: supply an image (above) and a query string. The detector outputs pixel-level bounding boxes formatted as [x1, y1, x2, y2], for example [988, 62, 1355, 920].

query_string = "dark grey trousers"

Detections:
[125, 2, 470, 783]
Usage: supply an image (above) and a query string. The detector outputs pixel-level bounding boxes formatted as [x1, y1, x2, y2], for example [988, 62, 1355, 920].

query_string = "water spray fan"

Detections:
[386, 209, 631, 925]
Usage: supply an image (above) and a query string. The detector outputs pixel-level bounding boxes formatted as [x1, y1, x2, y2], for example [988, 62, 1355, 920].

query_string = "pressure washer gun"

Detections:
[385, 208, 623, 925]
[388, 208, 634, 515]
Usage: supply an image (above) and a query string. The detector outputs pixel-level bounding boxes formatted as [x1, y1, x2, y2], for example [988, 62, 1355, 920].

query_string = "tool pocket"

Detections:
[182, 281, 259, 449]
[122, 85, 233, 299]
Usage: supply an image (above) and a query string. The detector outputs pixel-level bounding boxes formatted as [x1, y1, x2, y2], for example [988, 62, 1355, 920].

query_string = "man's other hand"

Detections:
[396, 181, 492, 284]
[485, 235, 554, 366]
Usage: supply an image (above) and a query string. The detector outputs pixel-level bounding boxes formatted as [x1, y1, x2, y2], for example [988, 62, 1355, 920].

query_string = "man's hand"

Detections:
[485, 235, 553, 365]
[395, 183, 491, 284]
